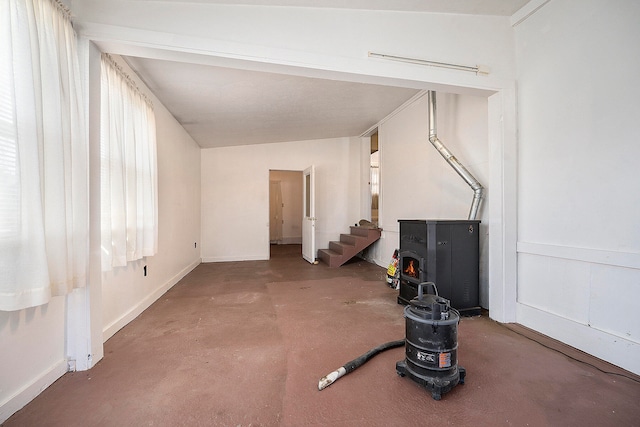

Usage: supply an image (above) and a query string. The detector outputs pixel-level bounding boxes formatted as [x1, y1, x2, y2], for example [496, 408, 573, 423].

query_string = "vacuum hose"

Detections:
[317, 339, 405, 391]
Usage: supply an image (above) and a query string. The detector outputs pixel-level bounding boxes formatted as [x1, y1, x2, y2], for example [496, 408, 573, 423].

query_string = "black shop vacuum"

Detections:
[318, 282, 465, 401]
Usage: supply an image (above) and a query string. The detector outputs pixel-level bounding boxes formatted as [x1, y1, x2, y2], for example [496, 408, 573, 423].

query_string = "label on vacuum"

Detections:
[415, 351, 452, 368]
[439, 352, 452, 368]
[416, 351, 436, 364]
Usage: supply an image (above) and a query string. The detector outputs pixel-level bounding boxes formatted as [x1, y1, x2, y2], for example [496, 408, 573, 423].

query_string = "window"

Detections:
[0, 49, 18, 239]
[0, 0, 87, 311]
[100, 54, 157, 270]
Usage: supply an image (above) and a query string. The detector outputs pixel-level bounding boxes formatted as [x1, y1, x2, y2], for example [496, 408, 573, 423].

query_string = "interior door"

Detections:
[302, 165, 316, 263]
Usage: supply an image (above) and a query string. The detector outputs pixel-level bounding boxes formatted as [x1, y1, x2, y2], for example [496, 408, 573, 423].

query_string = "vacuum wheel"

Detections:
[396, 360, 407, 377]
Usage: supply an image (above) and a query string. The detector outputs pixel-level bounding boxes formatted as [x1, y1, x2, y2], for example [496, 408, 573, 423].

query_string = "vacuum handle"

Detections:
[417, 282, 438, 300]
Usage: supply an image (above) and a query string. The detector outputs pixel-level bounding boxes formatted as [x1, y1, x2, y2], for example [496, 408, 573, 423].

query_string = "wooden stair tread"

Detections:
[340, 233, 366, 244]
[329, 241, 355, 254]
[318, 248, 340, 256]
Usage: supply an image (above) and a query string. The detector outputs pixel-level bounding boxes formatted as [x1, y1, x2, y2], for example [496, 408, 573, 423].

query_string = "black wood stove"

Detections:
[397, 220, 481, 316]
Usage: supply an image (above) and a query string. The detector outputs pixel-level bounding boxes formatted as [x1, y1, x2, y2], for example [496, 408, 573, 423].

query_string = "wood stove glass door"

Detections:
[302, 165, 316, 263]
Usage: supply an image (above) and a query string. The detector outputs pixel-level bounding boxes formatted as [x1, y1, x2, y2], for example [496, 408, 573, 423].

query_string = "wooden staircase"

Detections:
[318, 226, 382, 268]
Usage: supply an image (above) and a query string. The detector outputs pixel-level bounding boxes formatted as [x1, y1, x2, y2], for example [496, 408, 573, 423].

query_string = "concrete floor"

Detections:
[4, 245, 640, 426]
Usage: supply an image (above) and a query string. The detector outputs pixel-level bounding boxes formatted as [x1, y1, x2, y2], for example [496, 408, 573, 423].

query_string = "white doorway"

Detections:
[370, 131, 379, 226]
[269, 170, 303, 247]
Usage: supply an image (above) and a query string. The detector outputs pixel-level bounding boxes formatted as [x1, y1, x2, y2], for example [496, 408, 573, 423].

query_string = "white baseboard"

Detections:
[0, 360, 68, 424]
[102, 258, 201, 342]
[201, 255, 267, 263]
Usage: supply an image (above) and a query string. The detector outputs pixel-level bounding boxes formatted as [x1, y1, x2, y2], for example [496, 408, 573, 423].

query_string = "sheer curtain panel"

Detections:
[0, 0, 88, 311]
[100, 54, 158, 270]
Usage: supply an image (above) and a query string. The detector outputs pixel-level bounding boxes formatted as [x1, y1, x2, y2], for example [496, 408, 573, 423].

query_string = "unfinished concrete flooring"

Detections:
[4, 245, 640, 426]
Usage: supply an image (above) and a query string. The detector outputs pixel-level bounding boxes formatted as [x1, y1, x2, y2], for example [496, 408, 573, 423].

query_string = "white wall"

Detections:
[514, 0, 640, 374]
[101, 55, 202, 341]
[367, 92, 490, 306]
[201, 137, 361, 262]
[0, 298, 68, 423]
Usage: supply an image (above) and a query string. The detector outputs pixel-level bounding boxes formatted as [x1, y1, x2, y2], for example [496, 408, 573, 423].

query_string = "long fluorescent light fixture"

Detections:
[368, 52, 490, 76]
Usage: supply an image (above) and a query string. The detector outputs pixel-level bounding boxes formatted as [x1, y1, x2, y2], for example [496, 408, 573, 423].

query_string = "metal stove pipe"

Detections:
[428, 91, 484, 220]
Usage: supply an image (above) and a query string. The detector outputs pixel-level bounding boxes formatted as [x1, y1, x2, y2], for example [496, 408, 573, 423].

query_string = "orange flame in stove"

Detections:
[404, 260, 417, 278]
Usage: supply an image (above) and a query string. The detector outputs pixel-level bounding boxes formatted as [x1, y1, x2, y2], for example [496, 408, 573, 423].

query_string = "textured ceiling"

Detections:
[125, 57, 421, 148]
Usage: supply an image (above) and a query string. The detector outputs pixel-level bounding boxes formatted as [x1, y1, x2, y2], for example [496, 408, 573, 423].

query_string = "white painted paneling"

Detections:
[518, 242, 640, 270]
[516, 0, 640, 253]
[515, 0, 640, 374]
[200, 137, 361, 262]
[517, 253, 591, 323]
[589, 265, 640, 344]
[517, 302, 640, 377]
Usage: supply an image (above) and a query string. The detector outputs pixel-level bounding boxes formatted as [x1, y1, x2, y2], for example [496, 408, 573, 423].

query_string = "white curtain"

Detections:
[100, 54, 157, 270]
[0, 0, 88, 311]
